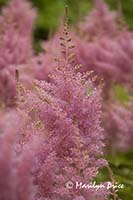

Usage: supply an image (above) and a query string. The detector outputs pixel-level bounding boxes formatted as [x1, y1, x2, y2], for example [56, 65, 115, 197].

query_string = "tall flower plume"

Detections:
[18, 9, 109, 199]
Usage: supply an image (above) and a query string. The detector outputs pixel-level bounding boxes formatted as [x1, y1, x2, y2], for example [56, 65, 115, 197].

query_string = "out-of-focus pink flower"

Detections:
[74, 0, 132, 87]
[0, 0, 36, 67]
[33, 27, 62, 81]
[0, 0, 37, 105]
[0, 108, 43, 200]
[74, 0, 133, 152]
[104, 102, 133, 152]
[0, 110, 32, 200]
[79, 0, 118, 39]
[75, 33, 133, 86]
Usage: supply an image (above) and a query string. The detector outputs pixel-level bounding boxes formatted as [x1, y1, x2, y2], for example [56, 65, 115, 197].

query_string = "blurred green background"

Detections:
[0, 0, 133, 42]
[31, 0, 133, 42]
[27, 0, 133, 42]
[0, 0, 133, 199]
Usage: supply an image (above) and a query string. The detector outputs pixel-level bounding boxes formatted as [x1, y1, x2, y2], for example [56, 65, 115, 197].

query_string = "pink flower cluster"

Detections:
[74, 0, 133, 152]
[18, 24, 108, 199]
[0, 0, 36, 105]
[79, 0, 118, 38]
[103, 102, 133, 152]
[0, 0, 132, 199]
[0, 108, 43, 200]
[33, 0, 133, 152]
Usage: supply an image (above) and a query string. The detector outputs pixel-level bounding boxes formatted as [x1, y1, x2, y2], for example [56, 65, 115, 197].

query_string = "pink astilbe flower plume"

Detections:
[79, 0, 118, 39]
[0, 0, 37, 105]
[74, 0, 133, 152]
[0, 0, 36, 66]
[104, 102, 133, 152]
[75, 33, 133, 87]
[75, 0, 133, 87]
[19, 9, 109, 199]
[0, 107, 44, 200]
[0, 110, 34, 200]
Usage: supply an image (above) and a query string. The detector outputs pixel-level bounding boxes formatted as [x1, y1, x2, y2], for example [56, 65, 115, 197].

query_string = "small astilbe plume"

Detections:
[19, 11, 109, 199]
[104, 102, 133, 152]
[0, 0, 37, 105]
[79, 0, 119, 39]
[0, 109, 35, 200]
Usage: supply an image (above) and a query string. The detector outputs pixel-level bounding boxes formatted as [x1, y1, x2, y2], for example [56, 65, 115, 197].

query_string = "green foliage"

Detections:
[0, 0, 6, 8]
[107, 0, 133, 30]
[114, 85, 129, 103]
[31, 0, 91, 42]
[30, 0, 133, 41]
[109, 151, 133, 200]
[96, 151, 133, 200]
